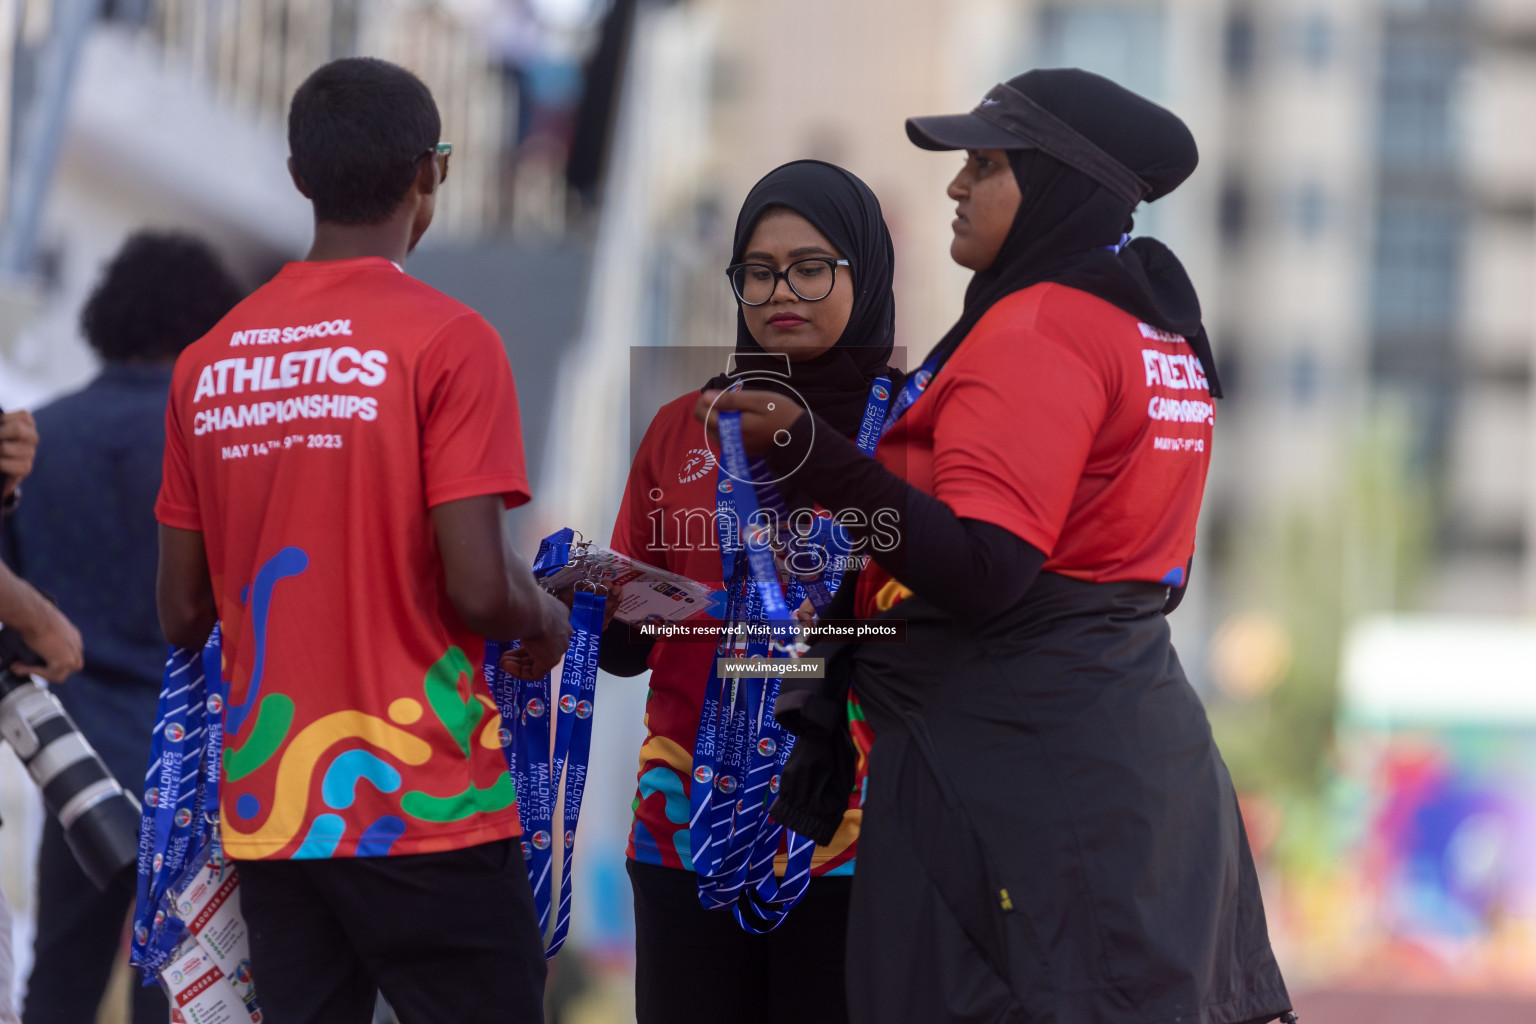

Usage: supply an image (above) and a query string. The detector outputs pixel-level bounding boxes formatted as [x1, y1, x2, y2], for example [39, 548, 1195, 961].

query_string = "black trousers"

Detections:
[628, 859, 851, 1024]
[21, 817, 168, 1024]
[237, 838, 546, 1024]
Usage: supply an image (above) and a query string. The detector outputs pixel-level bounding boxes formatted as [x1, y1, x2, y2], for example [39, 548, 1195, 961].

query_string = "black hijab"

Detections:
[922, 69, 1220, 397]
[703, 160, 901, 436]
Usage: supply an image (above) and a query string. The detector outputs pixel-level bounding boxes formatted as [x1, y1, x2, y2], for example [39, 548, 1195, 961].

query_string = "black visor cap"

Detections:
[905, 112, 1030, 153]
[905, 81, 1152, 205]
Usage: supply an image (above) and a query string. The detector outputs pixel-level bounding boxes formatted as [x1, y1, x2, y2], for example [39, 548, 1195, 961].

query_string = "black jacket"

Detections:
[774, 573, 1291, 1024]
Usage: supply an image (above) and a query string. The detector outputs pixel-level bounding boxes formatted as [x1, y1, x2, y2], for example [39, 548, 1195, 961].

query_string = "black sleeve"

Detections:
[767, 411, 1046, 621]
[771, 570, 861, 845]
[596, 618, 655, 677]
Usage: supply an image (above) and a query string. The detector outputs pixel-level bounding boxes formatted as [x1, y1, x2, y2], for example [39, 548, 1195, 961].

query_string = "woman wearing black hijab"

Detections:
[601, 159, 899, 1023]
[698, 71, 1296, 1024]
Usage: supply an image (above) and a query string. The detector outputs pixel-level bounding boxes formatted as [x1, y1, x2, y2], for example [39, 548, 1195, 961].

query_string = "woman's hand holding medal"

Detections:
[695, 389, 805, 457]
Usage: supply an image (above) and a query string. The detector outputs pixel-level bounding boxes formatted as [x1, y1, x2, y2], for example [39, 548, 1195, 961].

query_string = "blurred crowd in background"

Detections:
[0, 0, 1532, 1021]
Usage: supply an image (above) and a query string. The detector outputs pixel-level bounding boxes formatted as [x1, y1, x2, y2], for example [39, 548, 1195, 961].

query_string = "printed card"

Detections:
[161, 943, 256, 1024]
[539, 547, 719, 624]
[170, 851, 261, 1020]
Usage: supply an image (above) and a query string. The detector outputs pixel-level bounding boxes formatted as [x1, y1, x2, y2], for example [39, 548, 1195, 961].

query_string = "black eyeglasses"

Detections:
[726, 257, 850, 306]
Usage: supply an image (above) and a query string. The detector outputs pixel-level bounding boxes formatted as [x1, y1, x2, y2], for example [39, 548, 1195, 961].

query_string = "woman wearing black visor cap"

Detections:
[698, 69, 1296, 1024]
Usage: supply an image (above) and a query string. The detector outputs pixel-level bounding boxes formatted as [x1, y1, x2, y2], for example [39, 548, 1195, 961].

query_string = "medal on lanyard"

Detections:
[484, 529, 608, 958]
[132, 627, 223, 980]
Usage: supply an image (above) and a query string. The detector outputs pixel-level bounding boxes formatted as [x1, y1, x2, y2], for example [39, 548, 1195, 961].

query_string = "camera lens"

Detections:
[0, 677, 141, 889]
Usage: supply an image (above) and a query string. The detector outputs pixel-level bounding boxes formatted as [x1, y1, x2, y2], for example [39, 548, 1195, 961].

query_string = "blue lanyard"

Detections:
[484, 529, 606, 958]
[822, 375, 890, 596]
[688, 379, 890, 930]
[689, 410, 812, 931]
[882, 353, 940, 437]
[132, 627, 224, 981]
[854, 376, 893, 454]
[197, 629, 227, 856]
[549, 591, 602, 954]
[716, 378, 890, 604]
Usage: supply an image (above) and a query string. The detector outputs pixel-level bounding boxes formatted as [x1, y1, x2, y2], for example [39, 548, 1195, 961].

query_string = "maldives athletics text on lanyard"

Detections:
[882, 350, 939, 437]
[483, 529, 606, 959]
[131, 626, 226, 981]
[689, 378, 891, 932]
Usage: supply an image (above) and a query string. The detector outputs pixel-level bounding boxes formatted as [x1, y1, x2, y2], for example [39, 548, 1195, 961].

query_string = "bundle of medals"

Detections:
[484, 528, 608, 957]
[688, 378, 891, 932]
[131, 626, 265, 1022]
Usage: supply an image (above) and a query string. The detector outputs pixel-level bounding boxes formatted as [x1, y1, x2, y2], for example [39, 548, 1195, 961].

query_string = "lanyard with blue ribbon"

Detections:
[741, 376, 891, 608]
[197, 632, 227, 854]
[819, 375, 890, 592]
[689, 410, 811, 930]
[483, 529, 607, 959]
[882, 353, 939, 437]
[687, 378, 890, 931]
[131, 626, 224, 981]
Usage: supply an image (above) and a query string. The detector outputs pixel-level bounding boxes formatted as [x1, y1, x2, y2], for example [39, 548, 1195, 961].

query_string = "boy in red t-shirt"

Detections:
[155, 58, 570, 1023]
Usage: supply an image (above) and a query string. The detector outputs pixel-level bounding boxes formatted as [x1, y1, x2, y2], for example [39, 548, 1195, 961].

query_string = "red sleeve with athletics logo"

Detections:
[868, 283, 1213, 596]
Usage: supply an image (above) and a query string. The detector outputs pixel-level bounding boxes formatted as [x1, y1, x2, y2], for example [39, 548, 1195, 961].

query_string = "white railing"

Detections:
[139, 0, 512, 239]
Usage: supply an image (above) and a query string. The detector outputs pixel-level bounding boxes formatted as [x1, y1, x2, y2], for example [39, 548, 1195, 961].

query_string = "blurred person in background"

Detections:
[596, 160, 900, 1023]
[156, 57, 569, 1024]
[701, 70, 1296, 1023]
[6, 230, 244, 1024]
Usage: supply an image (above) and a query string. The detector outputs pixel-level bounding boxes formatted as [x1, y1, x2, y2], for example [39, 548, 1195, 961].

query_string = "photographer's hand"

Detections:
[12, 598, 83, 681]
[0, 563, 82, 681]
[0, 410, 38, 495]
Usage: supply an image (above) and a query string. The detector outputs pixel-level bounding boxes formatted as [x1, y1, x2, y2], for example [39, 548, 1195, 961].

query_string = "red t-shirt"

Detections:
[611, 394, 863, 876]
[156, 257, 530, 861]
[857, 283, 1213, 617]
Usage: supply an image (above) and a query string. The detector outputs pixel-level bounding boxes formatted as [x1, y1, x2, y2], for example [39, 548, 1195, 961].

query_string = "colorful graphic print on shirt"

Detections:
[219, 547, 515, 859]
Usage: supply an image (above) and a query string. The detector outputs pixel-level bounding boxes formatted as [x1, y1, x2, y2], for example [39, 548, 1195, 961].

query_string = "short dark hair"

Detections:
[80, 232, 244, 362]
[288, 57, 441, 225]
